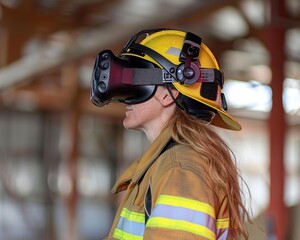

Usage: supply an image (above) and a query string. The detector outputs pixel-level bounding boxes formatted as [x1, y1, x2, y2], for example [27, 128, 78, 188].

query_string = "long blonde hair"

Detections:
[166, 107, 250, 239]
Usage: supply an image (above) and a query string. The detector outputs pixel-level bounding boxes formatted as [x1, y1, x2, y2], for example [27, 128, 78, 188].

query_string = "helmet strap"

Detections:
[176, 94, 217, 123]
[129, 43, 178, 82]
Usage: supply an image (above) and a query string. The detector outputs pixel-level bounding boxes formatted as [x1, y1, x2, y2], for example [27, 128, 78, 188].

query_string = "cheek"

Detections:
[124, 104, 154, 128]
[123, 97, 161, 129]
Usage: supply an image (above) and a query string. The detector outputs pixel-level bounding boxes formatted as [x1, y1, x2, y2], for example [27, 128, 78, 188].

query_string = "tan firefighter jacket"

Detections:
[104, 125, 232, 240]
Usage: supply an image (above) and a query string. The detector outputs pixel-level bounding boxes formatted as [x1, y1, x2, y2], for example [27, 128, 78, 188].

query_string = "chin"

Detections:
[123, 119, 134, 130]
[123, 121, 140, 131]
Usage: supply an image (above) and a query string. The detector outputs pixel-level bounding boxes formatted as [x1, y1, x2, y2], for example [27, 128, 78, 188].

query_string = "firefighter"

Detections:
[90, 29, 250, 239]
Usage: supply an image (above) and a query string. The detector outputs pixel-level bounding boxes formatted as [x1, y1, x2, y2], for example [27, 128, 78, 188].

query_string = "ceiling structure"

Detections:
[0, 1, 300, 239]
[0, 0, 299, 118]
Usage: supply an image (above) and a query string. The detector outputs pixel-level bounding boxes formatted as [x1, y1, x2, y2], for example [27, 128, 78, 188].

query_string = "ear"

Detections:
[161, 87, 179, 107]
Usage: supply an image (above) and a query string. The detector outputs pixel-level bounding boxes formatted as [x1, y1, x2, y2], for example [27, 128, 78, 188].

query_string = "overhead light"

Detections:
[286, 0, 300, 17]
[240, 0, 266, 28]
[210, 6, 249, 40]
[283, 78, 300, 115]
[116, 0, 159, 18]
[224, 80, 272, 112]
[286, 28, 300, 61]
[163, 0, 196, 7]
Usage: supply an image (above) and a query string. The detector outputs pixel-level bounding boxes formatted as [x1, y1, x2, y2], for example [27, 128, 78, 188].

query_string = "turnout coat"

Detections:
[105, 126, 231, 240]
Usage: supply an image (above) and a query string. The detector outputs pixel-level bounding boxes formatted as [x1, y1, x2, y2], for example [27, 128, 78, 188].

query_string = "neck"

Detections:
[143, 108, 174, 143]
[143, 123, 165, 143]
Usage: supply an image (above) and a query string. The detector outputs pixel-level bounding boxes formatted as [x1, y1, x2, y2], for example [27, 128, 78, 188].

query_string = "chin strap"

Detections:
[165, 83, 216, 124]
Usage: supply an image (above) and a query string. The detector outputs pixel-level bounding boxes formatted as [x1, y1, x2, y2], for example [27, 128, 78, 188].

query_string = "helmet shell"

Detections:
[124, 30, 241, 131]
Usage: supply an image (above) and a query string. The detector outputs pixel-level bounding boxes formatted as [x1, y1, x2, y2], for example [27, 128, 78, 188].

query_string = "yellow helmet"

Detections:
[120, 29, 241, 131]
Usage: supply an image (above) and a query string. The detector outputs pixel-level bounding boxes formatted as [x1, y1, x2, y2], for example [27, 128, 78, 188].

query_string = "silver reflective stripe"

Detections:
[116, 216, 145, 236]
[151, 203, 216, 232]
[216, 228, 229, 240]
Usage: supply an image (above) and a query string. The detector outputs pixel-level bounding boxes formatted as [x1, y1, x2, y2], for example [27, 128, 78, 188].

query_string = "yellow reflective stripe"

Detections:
[120, 208, 144, 223]
[147, 217, 216, 240]
[113, 228, 143, 240]
[216, 218, 230, 229]
[156, 195, 215, 218]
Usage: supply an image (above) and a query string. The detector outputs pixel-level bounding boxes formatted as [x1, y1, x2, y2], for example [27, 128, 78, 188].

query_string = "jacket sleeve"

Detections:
[143, 147, 231, 240]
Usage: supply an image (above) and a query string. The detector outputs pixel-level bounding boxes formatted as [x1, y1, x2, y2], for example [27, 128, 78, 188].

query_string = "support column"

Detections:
[63, 64, 80, 240]
[65, 106, 79, 240]
[267, 0, 287, 239]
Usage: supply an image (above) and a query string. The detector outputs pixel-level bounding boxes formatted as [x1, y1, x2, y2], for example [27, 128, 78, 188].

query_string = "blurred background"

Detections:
[0, 0, 299, 239]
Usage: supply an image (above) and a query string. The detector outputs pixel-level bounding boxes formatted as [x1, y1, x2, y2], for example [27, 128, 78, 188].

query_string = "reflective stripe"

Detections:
[120, 208, 144, 222]
[113, 196, 231, 240]
[216, 218, 230, 229]
[216, 218, 230, 240]
[147, 195, 230, 240]
[113, 208, 145, 240]
[155, 195, 215, 218]
[216, 228, 229, 240]
[114, 228, 143, 240]
[147, 217, 216, 240]
[150, 204, 216, 232]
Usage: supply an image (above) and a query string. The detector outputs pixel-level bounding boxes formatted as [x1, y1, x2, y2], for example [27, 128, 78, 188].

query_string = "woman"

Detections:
[91, 29, 250, 239]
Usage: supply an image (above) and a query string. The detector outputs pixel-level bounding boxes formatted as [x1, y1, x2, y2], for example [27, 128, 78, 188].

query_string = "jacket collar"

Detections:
[112, 126, 172, 194]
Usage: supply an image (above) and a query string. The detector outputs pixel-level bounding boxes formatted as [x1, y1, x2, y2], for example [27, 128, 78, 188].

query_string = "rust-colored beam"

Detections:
[0, 65, 78, 111]
[267, 0, 287, 239]
[0, 27, 32, 64]
[0, 28, 8, 66]
[61, 63, 80, 240]
[1, 0, 122, 36]
[64, 106, 79, 240]
[0, 0, 241, 89]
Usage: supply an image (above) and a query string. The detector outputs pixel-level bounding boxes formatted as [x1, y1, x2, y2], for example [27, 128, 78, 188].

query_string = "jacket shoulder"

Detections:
[153, 144, 210, 180]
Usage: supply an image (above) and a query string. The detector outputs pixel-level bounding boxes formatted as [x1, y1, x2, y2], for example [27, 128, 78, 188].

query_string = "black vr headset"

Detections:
[90, 29, 224, 108]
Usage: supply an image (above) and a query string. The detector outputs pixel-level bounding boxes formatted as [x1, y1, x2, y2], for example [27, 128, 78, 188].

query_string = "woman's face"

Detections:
[123, 86, 178, 140]
[123, 88, 163, 131]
